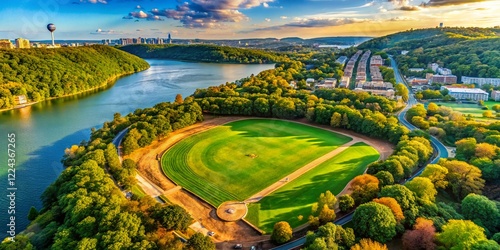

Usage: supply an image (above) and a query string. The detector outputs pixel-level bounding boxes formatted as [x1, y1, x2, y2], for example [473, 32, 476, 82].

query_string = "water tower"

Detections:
[47, 23, 56, 46]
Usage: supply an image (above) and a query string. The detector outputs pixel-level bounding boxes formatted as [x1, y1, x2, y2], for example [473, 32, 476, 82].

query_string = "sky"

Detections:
[0, 0, 499, 40]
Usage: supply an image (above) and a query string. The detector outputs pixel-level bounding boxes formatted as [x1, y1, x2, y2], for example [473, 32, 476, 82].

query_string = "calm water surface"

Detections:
[0, 60, 274, 236]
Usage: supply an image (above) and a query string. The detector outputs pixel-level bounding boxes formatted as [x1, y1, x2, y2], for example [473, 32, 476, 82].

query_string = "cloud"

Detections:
[265, 18, 271, 22]
[138, 0, 274, 28]
[284, 18, 368, 28]
[80, 0, 107, 3]
[242, 17, 369, 32]
[124, 10, 164, 21]
[90, 29, 119, 34]
[387, 0, 411, 6]
[399, 5, 421, 11]
[421, 0, 486, 7]
[389, 16, 417, 21]
[280, 16, 288, 19]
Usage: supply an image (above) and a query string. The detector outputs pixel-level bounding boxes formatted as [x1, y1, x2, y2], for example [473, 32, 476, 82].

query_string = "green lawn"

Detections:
[246, 142, 379, 233]
[131, 184, 146, 198]
[432, 101, 499, 121]
[162, 119, 352, 206]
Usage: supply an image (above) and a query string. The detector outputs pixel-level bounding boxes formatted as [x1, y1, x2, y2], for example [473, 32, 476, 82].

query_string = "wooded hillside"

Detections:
[0, 45, 149, 109]
[119, 44, 285, 64]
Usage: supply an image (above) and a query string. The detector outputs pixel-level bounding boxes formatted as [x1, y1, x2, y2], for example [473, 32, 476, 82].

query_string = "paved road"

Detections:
[112, 127, 129, 162]
[390, 56, 448, 166]
[272, 56, 449, 250]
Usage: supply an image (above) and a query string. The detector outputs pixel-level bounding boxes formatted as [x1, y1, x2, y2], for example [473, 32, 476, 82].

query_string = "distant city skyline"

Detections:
[0, 0, 499, 40]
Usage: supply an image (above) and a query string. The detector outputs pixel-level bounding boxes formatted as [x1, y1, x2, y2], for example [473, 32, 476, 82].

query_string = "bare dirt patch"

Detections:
[217, 201, 248, 222]
[166, 189, 262, 242]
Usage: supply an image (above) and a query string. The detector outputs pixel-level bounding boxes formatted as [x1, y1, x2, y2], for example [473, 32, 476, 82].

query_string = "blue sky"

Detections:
[0, 0, 499, 40]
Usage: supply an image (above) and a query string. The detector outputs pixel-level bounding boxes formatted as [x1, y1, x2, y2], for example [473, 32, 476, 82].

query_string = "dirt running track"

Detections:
[126, 115, 394, 247]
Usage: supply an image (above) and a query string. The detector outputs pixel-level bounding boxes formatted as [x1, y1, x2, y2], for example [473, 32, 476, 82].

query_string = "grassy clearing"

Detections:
[162, 119, 352, 206]
[131, 184, 146, 198]
[432, 101, 499, 121]
[246, 142, 379, 233]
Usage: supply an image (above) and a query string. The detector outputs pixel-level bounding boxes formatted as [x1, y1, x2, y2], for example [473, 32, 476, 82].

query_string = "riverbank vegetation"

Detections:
[119, 44, 286, 64]
[0, 45, 149, 110]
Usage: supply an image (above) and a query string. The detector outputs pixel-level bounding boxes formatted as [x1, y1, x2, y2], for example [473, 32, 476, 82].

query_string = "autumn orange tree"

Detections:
[373, 197, 405, 223]
[349, 174, 380, 205]
[351, 238, 388, 250]
[402, 218, 436, 250]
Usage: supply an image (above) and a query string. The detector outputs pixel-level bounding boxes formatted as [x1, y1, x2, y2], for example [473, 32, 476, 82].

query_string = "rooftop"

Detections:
[443, 87, 488, 94]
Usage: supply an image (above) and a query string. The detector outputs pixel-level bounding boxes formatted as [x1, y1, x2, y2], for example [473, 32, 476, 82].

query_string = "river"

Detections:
[0, 59, 274, 237]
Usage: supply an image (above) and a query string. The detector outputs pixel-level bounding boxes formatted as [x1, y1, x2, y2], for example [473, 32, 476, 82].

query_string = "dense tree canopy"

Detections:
[436, 220, 493, 250]
[353, 202, 397, 243]
[120, 44, 285, 64]
[0, 45, 149, 109]
[461, 194, 500, 235]
[271, 221, 293, 244]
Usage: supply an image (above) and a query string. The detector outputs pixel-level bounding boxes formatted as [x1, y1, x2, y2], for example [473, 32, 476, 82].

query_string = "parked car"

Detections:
[233, 244, 243, 249]
[207, 231, 215, 237]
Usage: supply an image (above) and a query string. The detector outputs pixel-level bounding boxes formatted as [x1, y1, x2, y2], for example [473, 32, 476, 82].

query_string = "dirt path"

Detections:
[245, 139, 361, 203]
[135, 173, 164, 197]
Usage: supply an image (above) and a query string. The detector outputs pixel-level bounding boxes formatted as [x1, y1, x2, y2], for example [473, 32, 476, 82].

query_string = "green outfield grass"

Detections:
[246, 142, 379, 233]
[432, 101, 499, 121]
[161, 119, 352, 206]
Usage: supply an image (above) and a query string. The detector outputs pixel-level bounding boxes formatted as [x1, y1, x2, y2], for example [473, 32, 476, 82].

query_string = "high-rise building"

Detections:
[15, 38, 30, 48]
[439, 23, 443, 28]
[0, 39, 14, 49]
[167, 33, 172, 44]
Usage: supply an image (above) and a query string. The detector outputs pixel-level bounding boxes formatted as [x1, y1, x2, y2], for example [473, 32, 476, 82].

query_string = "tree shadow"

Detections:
[252, 154, 378, 232]
[226, 119, 351, 148]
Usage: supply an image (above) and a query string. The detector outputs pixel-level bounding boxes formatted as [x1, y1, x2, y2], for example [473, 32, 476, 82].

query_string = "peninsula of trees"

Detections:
[0, 45, 149, 110]
[119, 44, 285, 64]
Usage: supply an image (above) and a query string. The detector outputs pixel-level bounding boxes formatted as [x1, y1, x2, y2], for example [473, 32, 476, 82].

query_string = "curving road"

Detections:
[112, 127, 129, 162]
[390, 56, 448, 166]
[272, 56, 449, 250]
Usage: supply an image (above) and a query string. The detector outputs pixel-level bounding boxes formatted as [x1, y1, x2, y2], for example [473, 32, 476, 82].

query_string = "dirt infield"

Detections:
[126, 115, 395, 243]
[217, 201, 248, 222]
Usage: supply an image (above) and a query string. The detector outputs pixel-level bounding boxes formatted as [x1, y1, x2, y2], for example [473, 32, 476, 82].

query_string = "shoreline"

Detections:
[0, 68, 149, 113]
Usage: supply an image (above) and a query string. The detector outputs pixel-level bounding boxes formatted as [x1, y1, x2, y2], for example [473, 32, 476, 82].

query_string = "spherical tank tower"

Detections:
[47, 23, 56, 46]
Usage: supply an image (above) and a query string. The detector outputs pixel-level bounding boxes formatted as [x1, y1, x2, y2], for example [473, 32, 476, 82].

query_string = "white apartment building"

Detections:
[462, 76, 500, 87]
[441, 86, 489, 101]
